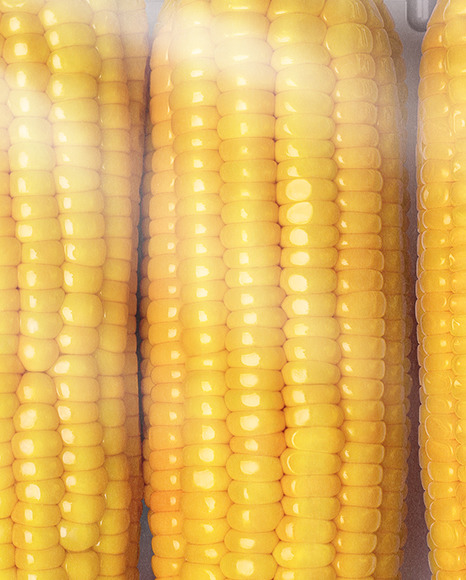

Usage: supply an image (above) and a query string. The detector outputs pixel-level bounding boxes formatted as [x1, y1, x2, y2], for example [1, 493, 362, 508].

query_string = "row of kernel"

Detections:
[443, 2, 466, 577]
[418, 0, 466, 576]
[140, 106, 154, 500]
[370, 2, 410, 576]
[417, 0, 451, 575]
[139, 0, 178, 464]
[269, 1, 342, 578]
[374, 5, 413, 577]
[0, 7, 23, 578]
[0, 77, 18, 576]
[90, 2, 133, 578]
[42, 1, 106, 577]
[169, 2, 231, 578]
[6, 2, 66, 578]
[375, 0, 413, 315]
[146, 7, 186, 579]
[326, 2, 387, 577]
[415, 3, 447, 575]
[213, 3, 285, 579]
[116, 1, 150, 574]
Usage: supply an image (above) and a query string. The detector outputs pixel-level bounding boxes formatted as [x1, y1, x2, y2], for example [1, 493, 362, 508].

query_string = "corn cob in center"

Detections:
[144, 0, 410, 578]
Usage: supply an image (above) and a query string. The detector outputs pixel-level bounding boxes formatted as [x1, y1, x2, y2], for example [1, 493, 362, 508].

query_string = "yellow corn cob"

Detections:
[145, 0, 410, 578]
[0, 0, 145, 578]
[417, 0, 466, 577]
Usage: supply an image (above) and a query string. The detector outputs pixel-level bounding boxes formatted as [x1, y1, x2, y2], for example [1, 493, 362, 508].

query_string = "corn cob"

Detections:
[0, 0, 145, 577]
[417, 0, 466, 577]
[145, 0, 409, 578]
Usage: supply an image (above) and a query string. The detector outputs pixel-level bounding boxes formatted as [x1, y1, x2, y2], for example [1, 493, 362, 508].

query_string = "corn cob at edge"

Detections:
[417, 0, 466, 577]
[0, 1, 147, 578]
